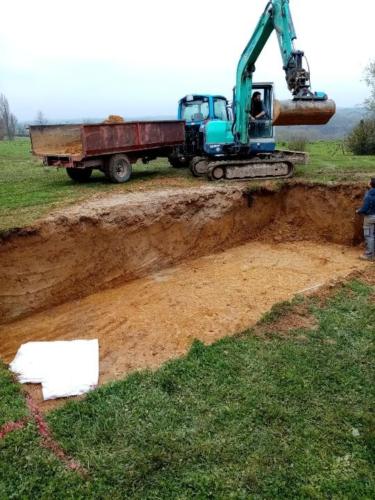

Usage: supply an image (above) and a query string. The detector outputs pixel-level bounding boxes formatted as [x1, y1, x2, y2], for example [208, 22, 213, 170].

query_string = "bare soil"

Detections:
[0, 182, 370, 410]
[0, 240, 366, 411]
[0, 183, 365, 324]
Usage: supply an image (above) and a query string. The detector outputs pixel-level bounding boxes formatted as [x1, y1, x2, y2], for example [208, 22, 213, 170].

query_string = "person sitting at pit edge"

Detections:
[357, 177, 375, 261]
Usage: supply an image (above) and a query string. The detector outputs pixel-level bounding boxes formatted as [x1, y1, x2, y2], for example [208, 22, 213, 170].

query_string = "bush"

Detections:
[346, 118, 375, 155]
[287, 135, 308, 152]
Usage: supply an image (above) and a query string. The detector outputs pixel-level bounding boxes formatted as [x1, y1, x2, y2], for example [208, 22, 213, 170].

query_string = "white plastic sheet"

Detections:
[10, 340, 99, 400]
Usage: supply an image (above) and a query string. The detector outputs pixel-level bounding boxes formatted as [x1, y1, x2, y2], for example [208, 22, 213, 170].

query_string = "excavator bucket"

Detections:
[273, 99, 336, 126]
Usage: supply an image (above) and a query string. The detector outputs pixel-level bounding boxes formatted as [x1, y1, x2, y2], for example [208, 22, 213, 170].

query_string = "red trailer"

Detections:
[29, 120, 185, 183]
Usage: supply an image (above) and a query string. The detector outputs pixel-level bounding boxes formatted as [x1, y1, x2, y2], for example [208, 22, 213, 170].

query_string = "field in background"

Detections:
[0, 139, 374, 232]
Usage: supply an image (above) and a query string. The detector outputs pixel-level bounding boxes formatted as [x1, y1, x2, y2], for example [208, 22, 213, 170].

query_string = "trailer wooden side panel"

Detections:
[30, 121, 185, 160]
[82, 121, 185, 156]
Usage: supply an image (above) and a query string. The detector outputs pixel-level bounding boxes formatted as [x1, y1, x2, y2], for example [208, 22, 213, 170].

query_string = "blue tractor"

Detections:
[168, 94, 230, 168]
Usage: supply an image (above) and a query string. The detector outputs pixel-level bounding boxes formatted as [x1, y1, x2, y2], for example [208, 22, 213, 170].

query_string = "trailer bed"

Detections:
[30, 120, 185, 161]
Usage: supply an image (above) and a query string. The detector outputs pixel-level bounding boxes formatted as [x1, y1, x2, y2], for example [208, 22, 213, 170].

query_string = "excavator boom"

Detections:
[234, 0, 335, 144]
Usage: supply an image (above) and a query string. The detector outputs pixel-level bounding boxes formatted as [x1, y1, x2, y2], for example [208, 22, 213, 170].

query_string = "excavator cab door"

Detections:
[249, 83, 274, 142]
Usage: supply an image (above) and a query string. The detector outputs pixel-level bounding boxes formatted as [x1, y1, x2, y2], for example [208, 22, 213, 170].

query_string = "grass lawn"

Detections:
[294, 141, 375, 183]
[0, 139, 374, 232]
[0, 362, 28, 427]
[0, 139, 200, 232]
[1, 275, 374, 498]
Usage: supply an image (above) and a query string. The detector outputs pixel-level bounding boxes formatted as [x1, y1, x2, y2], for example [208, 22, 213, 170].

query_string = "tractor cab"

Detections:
[171, 95, 230, 165]
[178, 95, 230, 125]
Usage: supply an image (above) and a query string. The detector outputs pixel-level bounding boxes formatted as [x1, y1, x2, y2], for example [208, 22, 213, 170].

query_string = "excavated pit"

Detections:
[0, 183, 368, 408]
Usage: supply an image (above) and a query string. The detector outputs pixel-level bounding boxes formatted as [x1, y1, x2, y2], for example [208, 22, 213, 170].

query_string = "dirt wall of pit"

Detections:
[0, 183, 365, 324]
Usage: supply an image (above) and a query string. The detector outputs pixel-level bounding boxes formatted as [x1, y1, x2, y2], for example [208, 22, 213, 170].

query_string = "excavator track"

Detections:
[207, 159, 294, 181]
[190, 149, 306, 179]
[269, 149, 308, 165]
[190, 157, 209, 177]
[190, 157, 294, 181]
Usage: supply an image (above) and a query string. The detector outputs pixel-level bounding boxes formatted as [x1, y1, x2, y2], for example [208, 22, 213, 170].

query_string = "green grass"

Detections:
[0, 139, 374, 232]
[1, 278, 374, 498]
[0, 139, 197, 232]
[0, 361, 28, 427]
[293, 141, 375, 182]
[0, 425, 89, 498]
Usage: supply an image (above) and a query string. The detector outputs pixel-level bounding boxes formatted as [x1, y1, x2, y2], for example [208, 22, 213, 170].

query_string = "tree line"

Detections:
[0, 94, 18, 140]
[347, 61, 375, 155]
[0, 94, 47, 140]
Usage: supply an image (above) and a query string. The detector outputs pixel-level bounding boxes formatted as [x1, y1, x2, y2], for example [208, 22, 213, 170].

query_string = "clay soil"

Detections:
[0, 182, 370, 410]
[0, 183, 365, 324]
[0, 239, 367, 411]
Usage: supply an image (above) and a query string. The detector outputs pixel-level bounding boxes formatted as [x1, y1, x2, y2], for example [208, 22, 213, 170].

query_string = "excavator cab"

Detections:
[202, 82, 277, 155]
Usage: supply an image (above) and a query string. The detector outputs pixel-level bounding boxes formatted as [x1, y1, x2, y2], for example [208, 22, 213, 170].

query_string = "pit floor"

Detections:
[0, 240, 366, 410]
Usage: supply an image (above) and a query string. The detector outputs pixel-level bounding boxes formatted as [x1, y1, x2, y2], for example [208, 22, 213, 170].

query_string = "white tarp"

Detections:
[10, 339, 99, 400]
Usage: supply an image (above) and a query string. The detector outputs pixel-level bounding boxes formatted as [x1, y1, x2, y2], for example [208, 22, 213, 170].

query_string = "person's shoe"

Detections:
[359, 255, 375, 261]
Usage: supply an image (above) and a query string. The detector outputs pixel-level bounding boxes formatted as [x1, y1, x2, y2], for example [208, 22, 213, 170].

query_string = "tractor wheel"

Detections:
[105, 154, 132, 183]
[66, 168, 92, 183]
[168, 155, 188, 168]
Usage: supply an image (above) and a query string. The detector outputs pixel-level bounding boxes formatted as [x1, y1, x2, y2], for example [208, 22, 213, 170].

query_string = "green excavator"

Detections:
[170, 0, 335, 180]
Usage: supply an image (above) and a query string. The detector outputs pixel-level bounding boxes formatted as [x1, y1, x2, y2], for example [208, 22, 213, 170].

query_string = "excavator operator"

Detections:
[250, 92, 267, 121]
[250, 91, 268, 137]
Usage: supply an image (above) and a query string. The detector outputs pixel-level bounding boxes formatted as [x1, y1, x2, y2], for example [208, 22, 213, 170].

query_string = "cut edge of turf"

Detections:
[1, 264, 374, 498]
[50, 264, 375, 418]
[1, 264, 374, 424]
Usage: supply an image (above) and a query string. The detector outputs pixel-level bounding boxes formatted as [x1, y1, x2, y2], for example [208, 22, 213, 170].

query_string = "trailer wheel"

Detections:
[105, 154, 132, 183]
[66, 168, 92, 182]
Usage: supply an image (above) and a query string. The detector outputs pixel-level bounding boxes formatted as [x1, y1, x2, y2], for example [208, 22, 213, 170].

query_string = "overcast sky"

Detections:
[1, 0, 373, 121]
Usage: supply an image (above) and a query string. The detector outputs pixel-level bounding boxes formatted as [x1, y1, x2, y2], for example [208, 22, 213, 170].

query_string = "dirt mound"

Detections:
[0, 183, 365, 324]
[103, 115, 125, 123]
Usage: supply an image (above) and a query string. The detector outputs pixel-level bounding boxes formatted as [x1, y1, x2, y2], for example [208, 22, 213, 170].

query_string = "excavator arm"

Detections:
[233, 0, 334, 144]
[272, 0, 311, 98]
